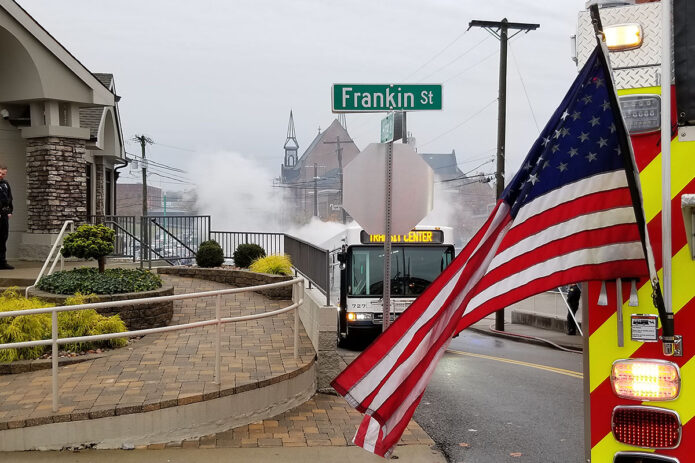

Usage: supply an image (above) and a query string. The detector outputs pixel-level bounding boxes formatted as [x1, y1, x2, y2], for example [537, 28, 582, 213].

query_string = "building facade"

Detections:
[0, 0, 125, 259]
[279, 112, 360, 224]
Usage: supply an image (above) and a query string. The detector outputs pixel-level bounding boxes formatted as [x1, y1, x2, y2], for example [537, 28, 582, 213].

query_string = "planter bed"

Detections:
[157, 266, 292, 299]
[26, 284, 175, 331]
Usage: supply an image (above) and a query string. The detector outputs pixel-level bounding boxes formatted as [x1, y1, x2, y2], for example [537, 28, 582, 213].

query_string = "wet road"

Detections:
[413, 330, 584, 463]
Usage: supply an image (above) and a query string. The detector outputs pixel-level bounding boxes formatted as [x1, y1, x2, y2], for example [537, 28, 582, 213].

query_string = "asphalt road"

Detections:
[414, 330, 584, 463]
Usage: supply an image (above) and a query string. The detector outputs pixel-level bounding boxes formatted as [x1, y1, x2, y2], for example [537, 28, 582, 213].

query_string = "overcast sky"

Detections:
[18, 0, 587, 191]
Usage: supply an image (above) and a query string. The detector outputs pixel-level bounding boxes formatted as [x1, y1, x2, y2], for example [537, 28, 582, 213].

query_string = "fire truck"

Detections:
[574, 1, 695, 461]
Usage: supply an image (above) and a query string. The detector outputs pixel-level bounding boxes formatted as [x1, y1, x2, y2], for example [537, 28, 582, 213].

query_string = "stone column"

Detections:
[95, 157, 105, 217]
[20, 137, 87, 258]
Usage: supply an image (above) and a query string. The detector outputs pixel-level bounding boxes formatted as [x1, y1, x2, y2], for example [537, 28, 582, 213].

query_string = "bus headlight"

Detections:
[347, 312, 372, 321]
[611, 359, 681, 401]
[605, 23, 643, 51]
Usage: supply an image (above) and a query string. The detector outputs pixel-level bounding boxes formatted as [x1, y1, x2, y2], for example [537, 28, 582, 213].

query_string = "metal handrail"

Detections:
[25, 220, 74, 297]
[1, 277, 305, 412]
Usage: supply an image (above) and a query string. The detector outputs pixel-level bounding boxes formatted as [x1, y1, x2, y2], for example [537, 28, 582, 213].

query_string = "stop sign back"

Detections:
[343, 143, 434, 236]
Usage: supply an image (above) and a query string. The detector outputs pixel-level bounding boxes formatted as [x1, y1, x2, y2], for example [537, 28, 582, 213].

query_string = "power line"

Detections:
[510, 43, 541, 133]
[442, 48, 499, 83]
[405, 30, 469, 80]
[419, 35, 491, 82]
[420, 98, 497, 147]
[152, 142, 196, 152]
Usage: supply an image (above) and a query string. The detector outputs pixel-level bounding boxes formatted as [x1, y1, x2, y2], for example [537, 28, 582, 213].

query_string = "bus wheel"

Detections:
[337, 332, 348, 348]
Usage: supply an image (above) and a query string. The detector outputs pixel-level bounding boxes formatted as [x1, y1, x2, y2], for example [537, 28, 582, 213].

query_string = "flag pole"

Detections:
[589, 4, 677, 356]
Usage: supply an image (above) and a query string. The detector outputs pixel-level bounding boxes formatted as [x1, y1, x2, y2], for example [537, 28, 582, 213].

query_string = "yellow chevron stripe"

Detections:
[640, 135, 695, 224]
[589, 246, 695, 392]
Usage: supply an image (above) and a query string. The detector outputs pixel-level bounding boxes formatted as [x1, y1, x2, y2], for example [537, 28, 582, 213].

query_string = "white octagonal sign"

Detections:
[343, 143, 434, 236]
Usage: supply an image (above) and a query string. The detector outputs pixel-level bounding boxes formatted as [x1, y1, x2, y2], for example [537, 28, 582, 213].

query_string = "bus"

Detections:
[332, 226, 455, 346]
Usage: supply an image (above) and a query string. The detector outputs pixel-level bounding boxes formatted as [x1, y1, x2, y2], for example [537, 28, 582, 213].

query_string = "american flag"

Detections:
[331, 45, 651, 458]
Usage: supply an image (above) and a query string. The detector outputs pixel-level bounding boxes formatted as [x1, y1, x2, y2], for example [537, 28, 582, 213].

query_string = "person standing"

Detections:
[0, 164, 14, 270]
[566, 283, 581, 335]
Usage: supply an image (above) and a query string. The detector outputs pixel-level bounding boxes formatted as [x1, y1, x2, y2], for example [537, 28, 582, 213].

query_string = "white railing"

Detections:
[25, 219, 74, 297]
[1, 277, 305, 412]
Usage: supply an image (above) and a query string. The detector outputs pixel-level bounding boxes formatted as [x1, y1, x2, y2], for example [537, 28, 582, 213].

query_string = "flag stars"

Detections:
[615, 146, 622, 156]
[523, 162, 532, 171]
[528, 173, 539, 185]
[557, 162, 568, 172]
[609, 123, 616, 133]
[572, 111, 582, 121]
[578, 132, 590, 142]
[582, 95, 593, 105]
[554, 129, 562, 139]
[568, 147, 579, 157]
[543, 160, 550, 169]
[594, 77, 605, 88]
[589, 116, 600, 126]
[602, 100, 611, 111]
[542, 137, 551, 147]
[586, 152, 598, 162]
[597, 137, 608, 148]
[561, 110, 570, 121]
[551, 144, 560, 153]
[561, 127, 570, 137]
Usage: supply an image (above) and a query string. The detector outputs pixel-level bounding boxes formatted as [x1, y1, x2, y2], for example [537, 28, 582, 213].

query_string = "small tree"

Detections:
[61, 224, 115, 273]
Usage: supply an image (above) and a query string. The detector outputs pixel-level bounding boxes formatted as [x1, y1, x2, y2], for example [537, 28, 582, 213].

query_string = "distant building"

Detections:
[420, 150, 495, 247]
[0, 0, 125, 259]
[279, 112, 360, 224]
[116, 184, 163, 217]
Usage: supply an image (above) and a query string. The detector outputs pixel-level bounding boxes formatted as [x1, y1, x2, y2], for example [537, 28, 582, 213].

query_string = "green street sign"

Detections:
[381, 113, 394, 143]
[332, 84, 442, 113]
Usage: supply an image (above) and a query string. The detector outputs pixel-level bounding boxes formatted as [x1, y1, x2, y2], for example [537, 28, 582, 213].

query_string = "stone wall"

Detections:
[27, 284, 175, 331]
[25, 137, 87, 233]
[157, 267, 293, 299]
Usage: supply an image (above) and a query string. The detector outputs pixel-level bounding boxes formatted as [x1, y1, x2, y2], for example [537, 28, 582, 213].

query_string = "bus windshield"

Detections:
[348, 246, 454, 297]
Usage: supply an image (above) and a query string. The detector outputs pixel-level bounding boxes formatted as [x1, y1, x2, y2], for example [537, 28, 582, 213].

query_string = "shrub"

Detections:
[0, 289, 128, 362]
[36, 268, 162, 295]
[61, 224, 115, 273]
[233, 243, 266, 268]
[249, 255, 293, 276]
[195, 240, 225, 268]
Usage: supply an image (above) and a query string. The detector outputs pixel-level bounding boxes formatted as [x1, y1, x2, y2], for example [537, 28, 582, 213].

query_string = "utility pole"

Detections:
[468, 18, 539, 331]
[324, 136, 355, 223]
[133, 134, 153, 268]
[313, 163, 319, 217]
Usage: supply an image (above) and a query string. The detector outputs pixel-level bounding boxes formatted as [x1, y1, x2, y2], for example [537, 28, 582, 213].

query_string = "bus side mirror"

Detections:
[337, 252, 347, 270]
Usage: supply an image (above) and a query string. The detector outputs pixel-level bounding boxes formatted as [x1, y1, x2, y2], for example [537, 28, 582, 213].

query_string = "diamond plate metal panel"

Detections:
[575, 3, 672, 89]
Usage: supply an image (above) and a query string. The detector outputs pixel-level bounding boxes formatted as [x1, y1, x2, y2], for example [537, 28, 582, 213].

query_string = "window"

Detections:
[86, 164, 92, 218]
[348, 246, 454, 297]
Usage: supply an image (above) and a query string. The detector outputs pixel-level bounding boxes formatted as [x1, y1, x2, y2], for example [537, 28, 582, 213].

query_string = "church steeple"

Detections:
[284, 110, 299, 167]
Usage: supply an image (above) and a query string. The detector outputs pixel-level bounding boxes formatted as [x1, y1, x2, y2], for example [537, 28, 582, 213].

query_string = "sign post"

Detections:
[334, 82, 442, 331]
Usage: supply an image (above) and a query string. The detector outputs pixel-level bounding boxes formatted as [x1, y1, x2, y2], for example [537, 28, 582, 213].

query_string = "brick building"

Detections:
[0, 0, 125, 259]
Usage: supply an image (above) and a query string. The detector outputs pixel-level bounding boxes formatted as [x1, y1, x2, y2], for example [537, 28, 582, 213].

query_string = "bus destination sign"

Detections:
[360, 230, 444, 245]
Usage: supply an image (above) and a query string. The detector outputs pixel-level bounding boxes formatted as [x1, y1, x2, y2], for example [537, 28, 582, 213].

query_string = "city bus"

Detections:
[332, 226, 455, 346]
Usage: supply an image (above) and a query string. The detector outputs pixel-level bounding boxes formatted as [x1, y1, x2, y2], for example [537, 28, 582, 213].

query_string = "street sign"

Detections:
[380, 113, 394, 143]
[343, 143, 434, 235]
[332, 84, 443, 112]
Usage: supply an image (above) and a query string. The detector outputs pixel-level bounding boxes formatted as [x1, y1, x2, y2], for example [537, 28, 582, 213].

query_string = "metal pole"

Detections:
[494, 20, 509, 332]
[661, 0, 672, 317]
[336, 137, 345, 224]
[294, 281, 302, 360]
[215, 293, 221, 384]
[383, 141, 394, 331]
[52, 310, 58, 412]
[616, 278, 624, 347]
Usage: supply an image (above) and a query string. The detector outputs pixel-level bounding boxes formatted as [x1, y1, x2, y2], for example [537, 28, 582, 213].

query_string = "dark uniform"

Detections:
[566, 284, 581, 335]
[0, 178, 13, 269]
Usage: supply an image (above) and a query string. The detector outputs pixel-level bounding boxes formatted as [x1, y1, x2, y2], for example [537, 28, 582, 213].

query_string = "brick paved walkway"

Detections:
[144, 393, 433, 450]
[0, 275, 315, 430]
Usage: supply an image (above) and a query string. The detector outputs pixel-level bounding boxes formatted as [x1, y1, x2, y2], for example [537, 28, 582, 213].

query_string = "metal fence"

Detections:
[86, 215, 137, 259]
[143, 215, 211, 264]
[284, 234, 330, 305]
[0, 277, 304, 412]
[210, 231, 284, 259]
